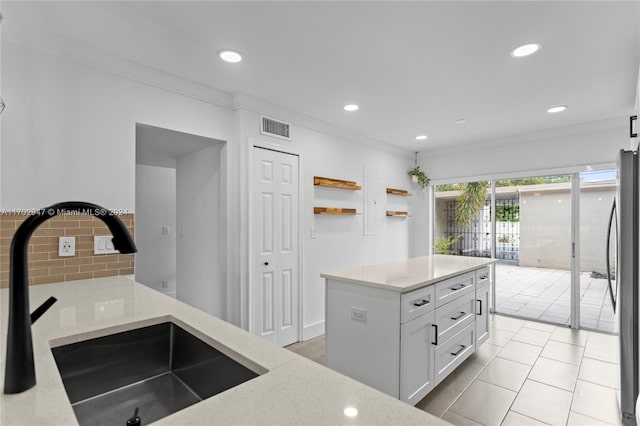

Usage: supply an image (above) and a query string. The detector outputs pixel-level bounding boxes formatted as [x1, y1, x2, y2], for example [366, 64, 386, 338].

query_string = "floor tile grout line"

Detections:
[508, 408, 554, 426]
[439, 360, 490, 422]
[488, 325, 580, 424]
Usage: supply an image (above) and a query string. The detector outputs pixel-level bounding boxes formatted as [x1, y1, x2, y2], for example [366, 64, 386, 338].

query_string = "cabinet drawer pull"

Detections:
[450, 345, 466, 357]
[450, 284, 466, 291]
[477, 299, 482, 316]
[432, 324, 438, 346]
[413, 299, 430, 307]
[479, 274, 488, 280]
[450, 311, 466, 321]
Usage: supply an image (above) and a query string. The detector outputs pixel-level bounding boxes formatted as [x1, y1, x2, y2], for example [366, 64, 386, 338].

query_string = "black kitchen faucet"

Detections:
[3, 202, 136, 394]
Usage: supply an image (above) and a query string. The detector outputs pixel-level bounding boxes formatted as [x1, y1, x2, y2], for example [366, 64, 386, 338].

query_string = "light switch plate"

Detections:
[94, 236, 118, 255]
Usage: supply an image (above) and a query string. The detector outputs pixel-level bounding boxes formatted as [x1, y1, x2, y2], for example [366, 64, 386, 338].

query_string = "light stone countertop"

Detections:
[0, 276, 449, 425]
[321, 254, 497, 292]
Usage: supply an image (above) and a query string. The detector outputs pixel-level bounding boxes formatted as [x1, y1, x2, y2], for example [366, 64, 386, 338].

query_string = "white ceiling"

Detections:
[4, 1, 639, 152]
[136, 124, 223, 169]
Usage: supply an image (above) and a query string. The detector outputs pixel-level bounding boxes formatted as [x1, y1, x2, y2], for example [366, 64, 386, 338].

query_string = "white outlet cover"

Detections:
[350, 307, 367, 322]
[58, 236, 75, 257]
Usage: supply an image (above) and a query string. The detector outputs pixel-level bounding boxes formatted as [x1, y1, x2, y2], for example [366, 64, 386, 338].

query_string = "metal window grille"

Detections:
[442, 197, 520, 262]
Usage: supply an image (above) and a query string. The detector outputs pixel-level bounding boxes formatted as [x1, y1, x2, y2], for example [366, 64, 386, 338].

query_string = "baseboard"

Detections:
[302, 320, 325, 340]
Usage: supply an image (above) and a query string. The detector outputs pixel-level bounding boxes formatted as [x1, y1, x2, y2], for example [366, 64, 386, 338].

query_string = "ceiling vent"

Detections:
[261, 116, 291, 140]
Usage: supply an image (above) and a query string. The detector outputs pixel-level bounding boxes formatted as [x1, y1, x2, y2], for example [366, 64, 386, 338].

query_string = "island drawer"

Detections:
[434, 271, 475, 307]
[433, 291, 475, 344]
[401, 285, 436, 323]
[434, 323, 475, 385]
[476, 267, 490, 288]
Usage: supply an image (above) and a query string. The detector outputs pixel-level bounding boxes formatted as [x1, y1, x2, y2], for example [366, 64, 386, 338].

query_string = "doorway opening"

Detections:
[135, 124, 227, 318]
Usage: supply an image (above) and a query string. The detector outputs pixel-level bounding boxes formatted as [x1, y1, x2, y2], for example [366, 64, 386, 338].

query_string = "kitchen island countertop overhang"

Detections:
[0, 276, 448, 425]
[321, 254, 498, 293]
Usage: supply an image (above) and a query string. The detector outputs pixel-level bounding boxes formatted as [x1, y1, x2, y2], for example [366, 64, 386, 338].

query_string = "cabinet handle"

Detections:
[450, 311, 466, 321]
[477, 299, 482, 316]
[451, 284, 466, 291]
[450, 345, 466, 357]
[413, 299, 430, 307]
[479, 274, 488, 280]
[432, 324, 438, 346]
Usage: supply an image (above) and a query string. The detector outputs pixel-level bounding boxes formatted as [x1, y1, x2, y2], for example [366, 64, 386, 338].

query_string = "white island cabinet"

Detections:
[322, 255, 496, 406]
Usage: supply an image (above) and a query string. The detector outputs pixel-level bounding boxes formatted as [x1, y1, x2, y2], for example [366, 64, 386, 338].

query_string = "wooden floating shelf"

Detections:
[386, 211, 411, 217]
[314, 176, 361, 190]
[386, 187, 412, 196]
[314, 207, 359, 215]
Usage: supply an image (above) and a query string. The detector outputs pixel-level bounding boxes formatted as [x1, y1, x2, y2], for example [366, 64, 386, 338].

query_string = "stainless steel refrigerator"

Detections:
[608, 149, 639, 425]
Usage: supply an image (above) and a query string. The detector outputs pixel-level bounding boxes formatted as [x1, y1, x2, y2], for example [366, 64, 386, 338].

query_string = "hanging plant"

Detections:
[408, 152, 430, 190]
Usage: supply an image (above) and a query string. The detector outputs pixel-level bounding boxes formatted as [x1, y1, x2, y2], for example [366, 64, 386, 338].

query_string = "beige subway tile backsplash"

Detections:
[0, 213, 134, 288]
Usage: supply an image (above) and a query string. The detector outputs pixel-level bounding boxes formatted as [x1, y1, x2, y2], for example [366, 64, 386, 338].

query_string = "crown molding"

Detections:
[4, 23, 234, 110]
[417, 116, 627, 160]
[4, 23, 412, 159]
[232, 92, 413, 158]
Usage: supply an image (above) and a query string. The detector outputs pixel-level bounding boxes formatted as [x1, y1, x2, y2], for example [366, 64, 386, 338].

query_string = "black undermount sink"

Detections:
[51, 322, 259, 426]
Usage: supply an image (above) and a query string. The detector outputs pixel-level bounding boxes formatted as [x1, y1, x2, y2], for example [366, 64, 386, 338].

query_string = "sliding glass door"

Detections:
[579, 170, 618, 333]
[434, 181, 491, 259]
[434, 172, 615, 331]
[493, 175, 572, 325]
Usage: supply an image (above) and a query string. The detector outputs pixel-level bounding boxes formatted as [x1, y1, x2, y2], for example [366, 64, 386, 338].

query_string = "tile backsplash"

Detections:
[0, 214, 135, 288]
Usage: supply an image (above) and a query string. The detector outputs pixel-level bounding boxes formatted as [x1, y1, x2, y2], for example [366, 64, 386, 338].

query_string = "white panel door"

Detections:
[252, 147, 300, 346]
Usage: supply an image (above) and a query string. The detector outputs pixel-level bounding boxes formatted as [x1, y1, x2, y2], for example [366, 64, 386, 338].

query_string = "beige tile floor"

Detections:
[495, 264, 617, 333]
[286, 314, 622, 426]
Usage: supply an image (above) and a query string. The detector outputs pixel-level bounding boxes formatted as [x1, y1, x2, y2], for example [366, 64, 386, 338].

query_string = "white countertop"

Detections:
[0, 276, 448, 425]
[321, 255, 497, 292]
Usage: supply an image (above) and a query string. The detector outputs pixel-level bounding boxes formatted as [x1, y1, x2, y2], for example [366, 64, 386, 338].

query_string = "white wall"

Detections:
[1, 41, 234, 210]
[420, 118, 628, 184]
[135, 164, 176, 295]
[234, 105, 414, 339]
[176, 144, 226, 319]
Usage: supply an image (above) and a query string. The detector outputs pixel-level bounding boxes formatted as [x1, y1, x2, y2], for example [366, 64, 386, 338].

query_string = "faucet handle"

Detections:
[30, 297, 57, 324]
[126, 407, 141, 426]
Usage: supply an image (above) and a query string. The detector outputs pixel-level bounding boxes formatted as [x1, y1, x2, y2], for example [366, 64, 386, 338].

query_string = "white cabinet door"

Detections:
[400, 310, 435, 405]
[476, 283, 490, 346]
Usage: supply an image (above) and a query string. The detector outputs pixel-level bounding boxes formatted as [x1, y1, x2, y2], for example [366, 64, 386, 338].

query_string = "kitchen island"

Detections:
[0, 276, 447, 425]
[322, 255, 496, 405]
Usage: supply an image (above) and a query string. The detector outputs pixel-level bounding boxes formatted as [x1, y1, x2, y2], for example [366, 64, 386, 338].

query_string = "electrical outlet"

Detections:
[58, 236, 75, 257]
[351, 307, 367, 322]
[162, 279, 169, 289]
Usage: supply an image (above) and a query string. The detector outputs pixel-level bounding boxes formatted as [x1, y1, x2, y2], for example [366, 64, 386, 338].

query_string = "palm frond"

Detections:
[455, 182, 489, 227]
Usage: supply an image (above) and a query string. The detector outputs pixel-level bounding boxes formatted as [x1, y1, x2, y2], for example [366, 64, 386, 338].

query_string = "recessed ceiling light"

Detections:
[547, 105, 567, 113]
[343, 407, 358, 418]
[455, 119, 468, 125]
[218, 49, 242, 63]
[344, 104, 359, 112]
[511, 43, 542, 58]
[416, 135, 428, 140]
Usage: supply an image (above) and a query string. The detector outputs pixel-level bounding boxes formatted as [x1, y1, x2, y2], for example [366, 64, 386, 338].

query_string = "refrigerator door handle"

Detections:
[606, 198, 617, 312]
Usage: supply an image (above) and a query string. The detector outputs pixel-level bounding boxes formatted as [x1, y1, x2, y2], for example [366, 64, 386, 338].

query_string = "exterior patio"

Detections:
[495, 263, 617, 333]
